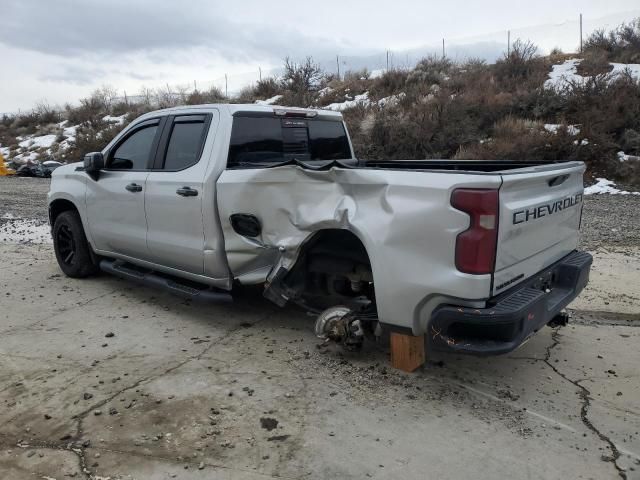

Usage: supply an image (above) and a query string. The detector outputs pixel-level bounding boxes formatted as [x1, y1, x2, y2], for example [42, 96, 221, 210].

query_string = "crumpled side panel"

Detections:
[217, 166, 501, 333]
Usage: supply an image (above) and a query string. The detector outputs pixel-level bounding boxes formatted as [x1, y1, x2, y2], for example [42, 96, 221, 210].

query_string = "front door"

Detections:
[86, 118, 162, 261]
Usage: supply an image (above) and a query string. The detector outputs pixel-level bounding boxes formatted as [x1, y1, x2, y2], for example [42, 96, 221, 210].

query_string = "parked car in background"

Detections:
[15, 161, 63, 178]
[42, 161, 64, 176]
[16, 164, 44, 177]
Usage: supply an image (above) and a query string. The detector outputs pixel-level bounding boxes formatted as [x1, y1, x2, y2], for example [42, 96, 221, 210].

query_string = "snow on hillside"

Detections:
[617, 151, 640, 163]
[545, 58, 640, 90]
[324, 92, 371, 111]
[7, 120, 87, 164]
[544, 123, 580, 135]
[18, 134, 57, 149]
[255, 95, 283, 105]
[322, 92, 406, 111]
[102, 114, 127, 125]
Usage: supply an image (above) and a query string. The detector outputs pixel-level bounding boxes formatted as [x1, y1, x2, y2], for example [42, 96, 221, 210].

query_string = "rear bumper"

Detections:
[428, 250, 592, 355]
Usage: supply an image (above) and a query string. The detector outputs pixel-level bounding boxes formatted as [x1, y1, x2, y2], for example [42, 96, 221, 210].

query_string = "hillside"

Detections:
[1, 19, 640, 185]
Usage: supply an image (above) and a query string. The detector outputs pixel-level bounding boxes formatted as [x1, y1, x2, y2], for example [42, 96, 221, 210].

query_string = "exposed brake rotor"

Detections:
[314, 306, 365, 351]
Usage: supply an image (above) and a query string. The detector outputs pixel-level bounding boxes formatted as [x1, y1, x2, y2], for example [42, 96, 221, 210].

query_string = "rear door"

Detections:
[86, 118, 163, 260]
[493, 162, 585, 295]
[217, 113, 354, 281]
[144, 113, 213, 274]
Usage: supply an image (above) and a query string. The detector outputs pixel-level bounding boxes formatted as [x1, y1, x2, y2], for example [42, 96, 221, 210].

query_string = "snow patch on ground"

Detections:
[322, 91, 406, 111]
[369, 69, 385, 79]
[323, 92, 371, 111]
[0, 145, 9, 157]
[610, 62, 640, 78]
[19, 134, 57, 149]
[617, 151, 640, 163]
[102, 114, 127, 125]
[545, 59, 583, 89]
[13, 151, 39, 163]
[378, 92, 406, 107]
[254, 95, 283, 105]
[544, 124, 580, 135]
[0, 219, 52, 244]
[317, 87, 333, 97]
[62, 124, 79, 141]
[545, 59, 640, 90]
[584, 178, 640, 195]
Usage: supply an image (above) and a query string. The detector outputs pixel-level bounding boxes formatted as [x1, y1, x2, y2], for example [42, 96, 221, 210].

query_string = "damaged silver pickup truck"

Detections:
[48, 104, 592, 355]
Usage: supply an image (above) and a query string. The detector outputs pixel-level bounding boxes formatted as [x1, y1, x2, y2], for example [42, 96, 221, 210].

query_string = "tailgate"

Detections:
[493, 162, 585, 296]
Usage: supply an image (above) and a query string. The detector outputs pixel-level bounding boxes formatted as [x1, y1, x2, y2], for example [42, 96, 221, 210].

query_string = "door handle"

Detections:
[176, 186, 198, 197]
[125, 183, 142, 192]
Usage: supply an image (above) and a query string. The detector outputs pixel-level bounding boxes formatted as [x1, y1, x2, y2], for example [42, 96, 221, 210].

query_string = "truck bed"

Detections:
[361, 159, 572, 173]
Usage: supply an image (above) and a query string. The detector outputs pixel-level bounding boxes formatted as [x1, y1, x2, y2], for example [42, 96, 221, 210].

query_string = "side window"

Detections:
[108, 124, 158, 170]
[163, 117, 207, 170]
[228, 117, 283, 167]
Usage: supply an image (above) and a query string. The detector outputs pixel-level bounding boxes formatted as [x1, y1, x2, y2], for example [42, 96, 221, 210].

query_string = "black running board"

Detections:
[99, 259, 232, 303]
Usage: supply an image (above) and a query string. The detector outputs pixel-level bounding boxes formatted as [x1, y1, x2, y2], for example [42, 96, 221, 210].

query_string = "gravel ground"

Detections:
[580, 193, 640, 250]
[0, 176, 50, 223]
[1, 176, 639, 248]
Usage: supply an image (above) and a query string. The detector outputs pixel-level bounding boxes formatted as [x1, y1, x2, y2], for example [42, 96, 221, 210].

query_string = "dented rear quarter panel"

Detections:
[217, 166, 502, 334]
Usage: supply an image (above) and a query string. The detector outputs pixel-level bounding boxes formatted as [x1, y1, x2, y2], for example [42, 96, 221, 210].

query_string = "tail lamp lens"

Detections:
[451, 189, 499, 274]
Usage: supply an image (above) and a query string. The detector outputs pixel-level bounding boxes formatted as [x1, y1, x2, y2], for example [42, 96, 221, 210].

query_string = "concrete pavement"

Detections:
[0, 243, 638, 479]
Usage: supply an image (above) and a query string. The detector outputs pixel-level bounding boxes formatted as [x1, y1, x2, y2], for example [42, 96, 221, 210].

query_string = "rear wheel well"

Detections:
[49, 199, 79, 226]
[276, 229, 375, 312]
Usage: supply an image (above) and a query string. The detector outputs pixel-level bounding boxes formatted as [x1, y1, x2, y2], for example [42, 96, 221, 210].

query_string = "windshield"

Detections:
[227, 116, 352, 168]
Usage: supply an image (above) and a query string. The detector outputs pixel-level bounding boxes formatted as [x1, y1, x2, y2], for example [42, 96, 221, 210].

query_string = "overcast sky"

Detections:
[1, 0, 639, 113]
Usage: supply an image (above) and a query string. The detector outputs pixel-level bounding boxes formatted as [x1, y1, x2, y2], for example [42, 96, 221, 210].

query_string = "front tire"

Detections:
[53, 211, 99, 278]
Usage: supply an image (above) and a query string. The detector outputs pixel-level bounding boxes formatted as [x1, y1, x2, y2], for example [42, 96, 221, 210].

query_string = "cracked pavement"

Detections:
[1, 243, 638, 479]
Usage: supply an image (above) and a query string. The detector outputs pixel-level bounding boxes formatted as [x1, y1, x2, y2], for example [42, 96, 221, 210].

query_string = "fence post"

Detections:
[580, 13, 583, 53]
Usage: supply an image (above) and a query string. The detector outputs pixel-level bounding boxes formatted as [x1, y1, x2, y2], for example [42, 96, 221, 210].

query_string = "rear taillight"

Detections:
[451, 188, 499, 275]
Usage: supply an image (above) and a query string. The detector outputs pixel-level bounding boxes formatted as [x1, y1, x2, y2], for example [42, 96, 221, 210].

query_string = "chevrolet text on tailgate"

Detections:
[47, 104, 592, 370]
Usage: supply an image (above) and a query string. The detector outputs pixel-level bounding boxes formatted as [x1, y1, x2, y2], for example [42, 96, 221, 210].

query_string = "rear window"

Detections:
[163, 120, 206, 170]
[227, 116, 351, 168]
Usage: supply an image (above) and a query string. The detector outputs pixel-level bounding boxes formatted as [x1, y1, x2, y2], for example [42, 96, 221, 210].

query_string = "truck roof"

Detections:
[140, 103, 344, 120]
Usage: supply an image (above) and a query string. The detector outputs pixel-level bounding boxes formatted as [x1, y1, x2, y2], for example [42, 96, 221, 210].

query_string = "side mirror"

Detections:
[83, 152, 104, 180]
